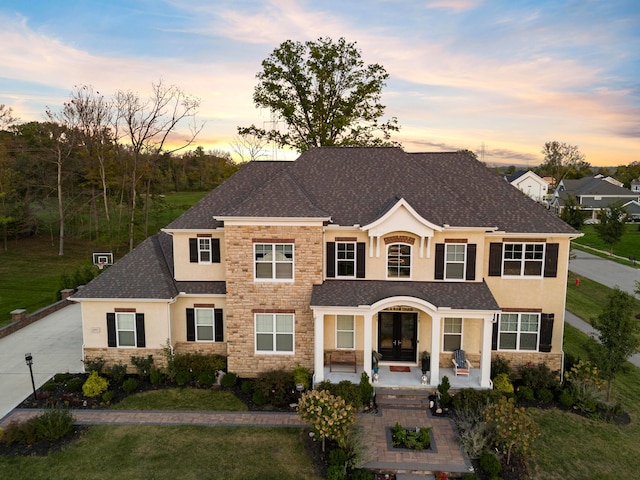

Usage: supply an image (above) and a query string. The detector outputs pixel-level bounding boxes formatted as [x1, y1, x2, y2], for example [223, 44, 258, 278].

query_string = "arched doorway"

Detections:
[377, 311, 417, 362]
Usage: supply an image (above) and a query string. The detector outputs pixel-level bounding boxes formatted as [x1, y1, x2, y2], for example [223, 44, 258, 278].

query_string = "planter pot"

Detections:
[421, 357, 430, 374]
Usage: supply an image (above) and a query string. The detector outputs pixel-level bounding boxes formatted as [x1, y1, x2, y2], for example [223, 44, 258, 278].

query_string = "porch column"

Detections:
[480, 315, 494, 388]
[429, 313, 441, 387]
[363, 311, 373, 377]
[314, 310, 325, 383]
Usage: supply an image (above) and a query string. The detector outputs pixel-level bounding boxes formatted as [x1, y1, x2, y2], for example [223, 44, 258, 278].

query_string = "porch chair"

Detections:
[451, 349, 472, 376]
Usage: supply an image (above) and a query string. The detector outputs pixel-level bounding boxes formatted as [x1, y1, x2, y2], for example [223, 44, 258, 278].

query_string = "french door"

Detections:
[377, 312, 417, 362]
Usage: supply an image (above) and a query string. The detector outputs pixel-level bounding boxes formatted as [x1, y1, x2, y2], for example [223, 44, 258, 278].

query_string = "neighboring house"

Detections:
[71, 147, 580, 389]
[549, 176, 640, 222]
[631, 177, 640, 194]
[505, 170, 549, 203]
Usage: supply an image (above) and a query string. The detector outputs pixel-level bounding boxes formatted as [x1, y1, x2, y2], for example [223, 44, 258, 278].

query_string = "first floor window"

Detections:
[336, 315, 355, 349]
[255, 243, 294, 280]
[116, 312, 136, 347]
[255, 313, 294, 353]
[499, 313, 540, 350]
[443, 317, 462, 351]
[195, 308, 214, 341]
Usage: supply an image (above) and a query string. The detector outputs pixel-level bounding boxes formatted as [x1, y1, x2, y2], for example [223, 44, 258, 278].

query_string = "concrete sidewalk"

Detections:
[0, 303, 83, 421]
[569, 249, 639, 295]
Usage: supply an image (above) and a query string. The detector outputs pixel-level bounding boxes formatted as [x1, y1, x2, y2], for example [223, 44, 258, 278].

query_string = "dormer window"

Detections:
[387, 243, 411, 278]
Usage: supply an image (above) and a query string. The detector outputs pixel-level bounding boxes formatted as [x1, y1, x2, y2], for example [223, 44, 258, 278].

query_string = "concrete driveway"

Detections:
[0, 303, 83, 421]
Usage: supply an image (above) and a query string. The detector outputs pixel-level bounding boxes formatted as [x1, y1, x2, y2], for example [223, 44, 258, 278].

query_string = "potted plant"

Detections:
[421, 351, 430, 374]
[372, 350, 383, 373]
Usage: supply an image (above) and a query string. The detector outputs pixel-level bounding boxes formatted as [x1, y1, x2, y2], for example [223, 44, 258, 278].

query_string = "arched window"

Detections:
[387, 243, 411, 278]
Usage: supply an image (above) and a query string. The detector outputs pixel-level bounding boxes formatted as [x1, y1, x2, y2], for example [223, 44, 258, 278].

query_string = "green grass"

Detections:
[0, 426, 321, 480]
[530, 324, 640, 480]
[566, 271, 640, 325]
[573, 224, 640, 263]
[113, 388, 249, 411]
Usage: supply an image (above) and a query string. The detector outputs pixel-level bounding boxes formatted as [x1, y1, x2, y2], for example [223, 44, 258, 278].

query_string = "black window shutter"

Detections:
[434, 243, 445, 280]
[211, 238, 221, 263]
[356, 242, 366, 278]
[107, 313, 116, 347]
[189, 238, 198, 263]
[214, 309, 224, 342]
[186, 308, 196, 341]
[544, 243, 559, 278]
[466, 244, 477, 280]
[488, 243, 503, 276]
[491, 318, 499, 350]
[539, 313, 554, 352]
[326, 242, 336, 278]
[135, 313, 146, 348]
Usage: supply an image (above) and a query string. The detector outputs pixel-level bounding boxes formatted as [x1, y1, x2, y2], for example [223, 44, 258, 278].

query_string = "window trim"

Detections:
[254, 243, 294, 282]
[386, 243, 412, 279]
[195, 307, 215, 342]
[442, 317, 463, 352]
[497, 312, 541, 351]
[116, 312, 136, 348]
[335, 242, 356, 278]
[335, 315, 355, 350]
[444, 243, 466, 280]
[198, 238, 212, 264]
[502, 242, 546, 277]
[254, 313, 295, 354]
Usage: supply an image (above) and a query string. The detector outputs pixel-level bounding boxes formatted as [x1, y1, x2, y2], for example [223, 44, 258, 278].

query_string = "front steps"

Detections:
[374, 387, 432, 410]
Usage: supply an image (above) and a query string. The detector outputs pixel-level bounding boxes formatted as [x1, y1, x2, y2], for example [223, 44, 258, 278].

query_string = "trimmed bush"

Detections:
[437, 376, 452, 407]
[519, 362, 559, 391]
[130, 355, 154, 380]
[149, 367, 164, 385]
[516, 385, 535, 402]
[536, 388, 554, 404]
[241, 380, 254, 395]
[41, 380, 59, 392]
[291, 364, 311, 390]
[175, 370, 193, 386]
[83, 357, 106, 374]
[122, 377, 138, 394]
[493, 373, 514, 395]
[35, 407, 74, 441]
[558, 389, 575, 408]
[82, 371, 109, 398]
[65, 377, 85, 393]
[491, 355, 511, 379]
[107, 363, 128, 384]
[102, 390, 115, 404]
[254, 369, 294, 408]
[198, 370, 217, 386]
[221, 372, 238, 388]
[252, 390, 268, 406]
[479, 452, 502, 476]
[359, 372, 374, 407]
[171, 353, 226, 380]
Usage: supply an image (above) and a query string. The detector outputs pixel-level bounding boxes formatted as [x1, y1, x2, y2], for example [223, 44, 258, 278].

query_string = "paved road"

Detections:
[0, 303, 83, 421]
[569, 249, 639, 296]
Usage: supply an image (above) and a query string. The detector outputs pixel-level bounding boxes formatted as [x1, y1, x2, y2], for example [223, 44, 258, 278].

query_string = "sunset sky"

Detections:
[1, 0, 638, 167]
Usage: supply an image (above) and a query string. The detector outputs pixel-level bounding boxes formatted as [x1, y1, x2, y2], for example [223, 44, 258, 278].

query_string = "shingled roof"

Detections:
[71, 232, 225, 300]
[167, 147, 575, 234]
[311, 280, 500, 310]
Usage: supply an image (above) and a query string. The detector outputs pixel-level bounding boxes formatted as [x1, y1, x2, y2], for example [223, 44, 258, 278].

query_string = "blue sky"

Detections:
[1, 0, 638, 166]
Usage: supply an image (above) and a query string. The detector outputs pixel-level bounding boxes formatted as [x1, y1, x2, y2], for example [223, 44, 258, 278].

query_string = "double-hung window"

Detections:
[503, 242, 544, 276]
[255, 313, 294, 353]
[116, 312, 136, 347]
[198, 238, 212, 263]
[336, 242, 356, 277]
[195, 308, 214, 341]
[387, 244, 411, 278]
[336, 315, 355, 349]
[445, 244, 466, 279]
[255, 243, 294, 280]
[443, 318, 462, 351]
[498, 313, 540, 351]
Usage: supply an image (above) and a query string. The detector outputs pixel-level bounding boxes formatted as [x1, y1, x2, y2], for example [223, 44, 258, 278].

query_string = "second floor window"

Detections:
[255, 243, 294, 280]
[336, 242, 356, 277]
[198, 238, 212, 263]
[503, 243, 544, 276]
[387, 244, 411, 278]
[445, 244, 466, 279]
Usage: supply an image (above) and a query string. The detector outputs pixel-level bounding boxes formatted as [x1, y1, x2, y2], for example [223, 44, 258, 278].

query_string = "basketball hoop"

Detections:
[97, 262, 105, 270]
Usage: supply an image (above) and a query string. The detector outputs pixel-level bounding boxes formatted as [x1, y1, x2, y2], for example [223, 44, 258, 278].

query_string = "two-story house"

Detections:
[71, 147, 579, 389]
[505, 170, 549, 203]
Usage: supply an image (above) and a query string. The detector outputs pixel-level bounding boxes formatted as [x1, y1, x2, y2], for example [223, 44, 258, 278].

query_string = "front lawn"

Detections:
[573, 224, 640, 261]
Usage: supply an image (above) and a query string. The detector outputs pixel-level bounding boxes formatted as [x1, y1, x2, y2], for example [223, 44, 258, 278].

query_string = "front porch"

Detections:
[317, 364, 485, 390]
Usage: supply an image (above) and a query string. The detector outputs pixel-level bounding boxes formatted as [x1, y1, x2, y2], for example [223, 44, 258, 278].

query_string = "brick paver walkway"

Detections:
[1, 406, 471, 476]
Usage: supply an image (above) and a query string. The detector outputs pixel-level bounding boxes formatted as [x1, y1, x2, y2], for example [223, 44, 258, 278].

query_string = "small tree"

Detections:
[297, 389, 355, 451]
[560, 193, 587, 230]
[595, 202, 627, 254]
[592, 287, 640, 400]
[484, 396, 539, 465]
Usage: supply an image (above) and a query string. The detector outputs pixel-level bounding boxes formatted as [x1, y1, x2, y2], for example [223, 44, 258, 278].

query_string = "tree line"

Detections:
[0, 84, 239, 254]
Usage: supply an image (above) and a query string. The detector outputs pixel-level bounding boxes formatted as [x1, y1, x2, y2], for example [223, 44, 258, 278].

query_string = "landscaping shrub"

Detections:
[493, 373, 514, 395]
[564, 360, 606, 414]
[220, 371, 237, 388]
[171, 352, 226, 380]
[252, 390, 268, 406]
[241, 380, 254, 394]
[350, 469, 371, 480]
[298, 389, 355, 451]
[107, 363, 127, 384]
[122, 377, 138, 394]
[437, 376, 452, 407]
[519, 362, 559, 391]
[452, 388, 496, 415]
[359, 372, 374, 407]
[149, 367, 164, 385]
[54, 373, 73, 383]
[102, 390, 115, 404]
[558, 389, 575, 408]
[41, 380, 59, 392]
[325, 464, 346, 480]
[175, 370, 193, 386]
[83, 356, 106, 374]
[516, 385, 535, 402]
[452, 389, 493, 459]
[65, 377, 85, 393]
[82, 370, 109, 398]
[130, 355, 154, 380]
[1, 419, 39, 445]
[198, 370, 217, 386]
[254, 369, 294, 408]
[291, 364, 311, 390]
[536, 388, 555, 404]
[34, 407, 74, 441]
[391, 422, 431, 450]
[479, 452, 502, 477]
[491, 355, 511, 379]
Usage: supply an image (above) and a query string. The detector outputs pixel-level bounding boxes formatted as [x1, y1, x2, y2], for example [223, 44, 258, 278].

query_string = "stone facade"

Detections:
[84, 347, 167, 373]
[223, 225, 323, 377]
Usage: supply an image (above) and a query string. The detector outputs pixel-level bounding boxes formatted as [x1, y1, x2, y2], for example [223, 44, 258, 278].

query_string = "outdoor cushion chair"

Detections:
[451, 349, 472, 376]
